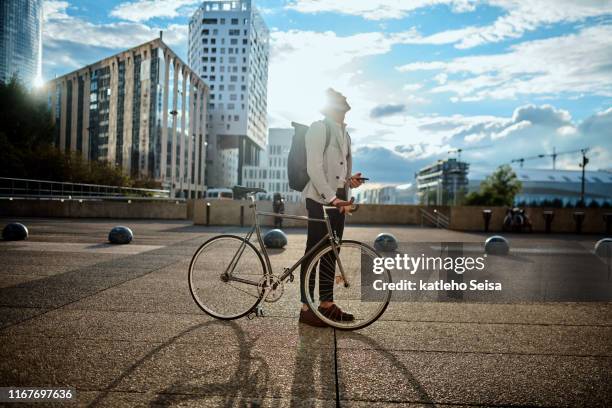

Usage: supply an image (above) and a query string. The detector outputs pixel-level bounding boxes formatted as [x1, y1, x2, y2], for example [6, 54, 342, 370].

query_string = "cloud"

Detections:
[397, 25, 612, 100]
[442, 104, 611, 171]
[370, 104, 406, 118]
[287, 0, 612, 49]
[42, 1, 188, 79]
[110, 0, 198, 22]
[285, 0, 477, 21]
[352, 146, 434, 183]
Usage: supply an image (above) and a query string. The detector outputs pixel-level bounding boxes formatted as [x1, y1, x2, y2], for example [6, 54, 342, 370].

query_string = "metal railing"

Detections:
[420, 208, 450, 229]
[0, 177, 170, 200]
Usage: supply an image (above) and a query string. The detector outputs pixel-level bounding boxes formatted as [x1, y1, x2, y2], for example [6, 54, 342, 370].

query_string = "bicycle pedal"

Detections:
[255, 305, 265, 317]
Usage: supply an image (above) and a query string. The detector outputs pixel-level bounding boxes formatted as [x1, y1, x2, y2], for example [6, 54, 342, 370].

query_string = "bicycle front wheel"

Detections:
[189, 235, 266, 320]
[303, 240, 391, 330]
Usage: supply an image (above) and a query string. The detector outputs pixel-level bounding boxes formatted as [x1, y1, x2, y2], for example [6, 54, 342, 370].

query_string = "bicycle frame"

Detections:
[220, 194, 349, 293]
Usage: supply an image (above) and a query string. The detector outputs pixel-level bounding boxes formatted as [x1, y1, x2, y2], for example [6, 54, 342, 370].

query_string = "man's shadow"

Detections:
[289, 324, 433, 406]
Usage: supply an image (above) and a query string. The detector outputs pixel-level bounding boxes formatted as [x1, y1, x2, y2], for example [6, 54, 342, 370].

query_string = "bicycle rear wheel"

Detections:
[189, 235, 266, 320]
[303, 240, 391, 330]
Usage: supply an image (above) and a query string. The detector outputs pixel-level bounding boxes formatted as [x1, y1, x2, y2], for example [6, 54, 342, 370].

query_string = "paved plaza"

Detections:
[0, 218, 611, 407]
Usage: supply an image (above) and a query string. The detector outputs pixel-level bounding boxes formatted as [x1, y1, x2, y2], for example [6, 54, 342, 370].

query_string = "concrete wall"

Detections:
[193, 200, 449, 227]
[450, 206, 612, 234]
[0, 199, 187, 220]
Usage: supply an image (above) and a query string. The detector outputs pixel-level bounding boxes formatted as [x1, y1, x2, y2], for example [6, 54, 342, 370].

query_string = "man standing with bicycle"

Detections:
[299, 88, 365, 327]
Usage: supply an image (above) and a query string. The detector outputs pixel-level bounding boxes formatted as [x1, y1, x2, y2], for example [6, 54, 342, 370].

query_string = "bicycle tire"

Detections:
[303, 239, 391, 330]
[189, 234, 267, 320]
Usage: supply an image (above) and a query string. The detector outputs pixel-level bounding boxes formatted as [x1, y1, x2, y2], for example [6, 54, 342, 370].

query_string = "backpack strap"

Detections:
[324, 121, 331, 152]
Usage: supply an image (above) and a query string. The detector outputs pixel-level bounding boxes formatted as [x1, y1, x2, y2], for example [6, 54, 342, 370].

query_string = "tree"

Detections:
[464, 165, 522, 207]
[0, 78, 147, 188]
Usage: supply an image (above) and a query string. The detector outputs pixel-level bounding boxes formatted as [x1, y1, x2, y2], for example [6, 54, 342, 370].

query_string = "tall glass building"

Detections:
[45, 37, 209, 198]
[0, 0, 43, 86]
[188, 0, 269, 188]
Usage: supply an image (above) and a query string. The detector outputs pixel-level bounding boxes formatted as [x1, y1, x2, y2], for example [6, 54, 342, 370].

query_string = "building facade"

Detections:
[353, 183, 418, 205]
[417, 158, 469, 205]
[188, 0, 269, 188]
[45, 37, 209, 198]
[242, 128, 301, 202]
[0, 0, 43, 86]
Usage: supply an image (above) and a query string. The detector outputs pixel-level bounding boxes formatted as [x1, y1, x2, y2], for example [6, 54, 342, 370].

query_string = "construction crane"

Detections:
[448, 145, 491, 161]
[511, 147, 589, 170]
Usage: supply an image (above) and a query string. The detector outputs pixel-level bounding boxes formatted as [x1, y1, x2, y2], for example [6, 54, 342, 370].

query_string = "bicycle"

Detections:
[188, 186, 392, 330]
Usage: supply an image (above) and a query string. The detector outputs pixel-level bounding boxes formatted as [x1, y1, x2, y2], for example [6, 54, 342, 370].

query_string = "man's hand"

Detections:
[331, 197, 355, 214]
[349, 172, 365, 188]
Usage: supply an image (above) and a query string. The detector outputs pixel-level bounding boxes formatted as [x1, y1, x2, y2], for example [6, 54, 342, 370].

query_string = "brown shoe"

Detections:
[299, 308, 328, 327]
[318, 304, 355, 322]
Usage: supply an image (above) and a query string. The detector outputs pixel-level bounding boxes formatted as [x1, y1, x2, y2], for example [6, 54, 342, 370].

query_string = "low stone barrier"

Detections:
[450, 206, 611, 234]
[193, 200, 449, 227]
[0, 199, 187, 220]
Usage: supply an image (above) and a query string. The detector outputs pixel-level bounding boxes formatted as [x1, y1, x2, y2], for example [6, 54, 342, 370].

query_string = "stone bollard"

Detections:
[264, 229, 287, 249]
[374, 233, 398, 252]
[484, 235, 509, 255]
[2, 222, 29, 241]
[108, 226, 134, 245]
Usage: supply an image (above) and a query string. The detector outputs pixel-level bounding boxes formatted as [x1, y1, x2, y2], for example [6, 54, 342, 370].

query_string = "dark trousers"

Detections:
[300, 189, 346, 304]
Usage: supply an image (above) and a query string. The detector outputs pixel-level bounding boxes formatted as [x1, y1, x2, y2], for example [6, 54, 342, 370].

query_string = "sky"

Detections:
[42, 0, 612, 184]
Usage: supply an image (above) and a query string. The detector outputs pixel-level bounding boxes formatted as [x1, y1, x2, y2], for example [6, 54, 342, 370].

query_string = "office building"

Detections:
[45, 37, 209, 198]
[188, 0, 269, 188]
[0, 0, 43, 86]
[242, 128, 301, 202]
[417, 158, 469, 205]
[353, 183, 418, 205]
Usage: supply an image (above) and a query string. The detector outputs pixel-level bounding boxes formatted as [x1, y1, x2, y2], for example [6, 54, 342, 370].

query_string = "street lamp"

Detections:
[579, 148, 589, 207]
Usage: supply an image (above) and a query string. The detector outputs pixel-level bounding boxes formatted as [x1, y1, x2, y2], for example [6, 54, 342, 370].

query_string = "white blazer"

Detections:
[302, 117, 352, 204]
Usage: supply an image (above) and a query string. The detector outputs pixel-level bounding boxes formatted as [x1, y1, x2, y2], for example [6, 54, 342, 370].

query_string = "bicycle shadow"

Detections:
[88, 320, 276, 408]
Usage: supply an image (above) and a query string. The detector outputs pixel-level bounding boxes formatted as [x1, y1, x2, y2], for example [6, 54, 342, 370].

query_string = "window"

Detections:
[228, 103, 235, 110]
[203, 38, 208, 44]
[209, 75, 216, 81]
[242, 39, 248, 45]
[230, 75, 237, 82]
[229, 57, 236, 63]
[229, 29, 240, 36]
[202, 29, 209, 35]
[231, 18, 239, 25]
[231, 39, 238, 45]
[234, 115, 239, 121]
[202, 18, 217, 24]
[220, 18, 226, 24]
[228, 84, 235, 91]
[211, 38, 216, 45]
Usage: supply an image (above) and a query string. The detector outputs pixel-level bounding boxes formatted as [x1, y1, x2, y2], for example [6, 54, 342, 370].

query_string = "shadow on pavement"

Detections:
[289, 324, 335, 407]
[337, 330, 434, 405]
[89, 320, 272, 408]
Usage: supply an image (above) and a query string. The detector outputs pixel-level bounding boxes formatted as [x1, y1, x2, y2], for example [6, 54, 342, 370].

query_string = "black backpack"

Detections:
[288, 121, 331, 191]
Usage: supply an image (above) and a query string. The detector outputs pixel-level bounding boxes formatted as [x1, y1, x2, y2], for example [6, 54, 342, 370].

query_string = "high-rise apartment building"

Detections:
[45, 37, 209, 198]
[242, 128, 301, 203]
[0, 0, 43, 86]
[188, 0, 269, 188]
